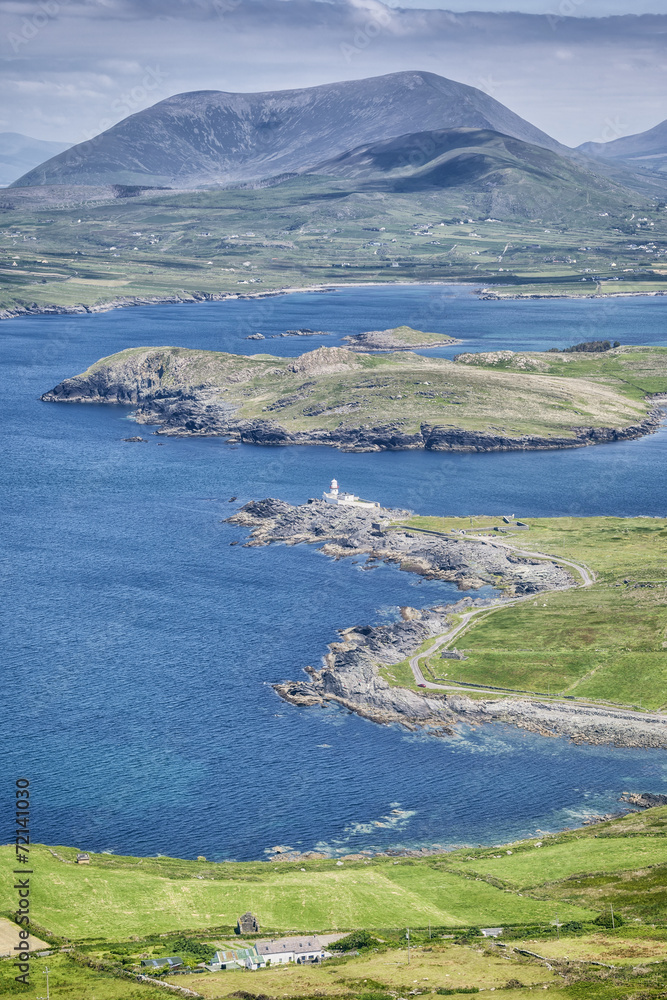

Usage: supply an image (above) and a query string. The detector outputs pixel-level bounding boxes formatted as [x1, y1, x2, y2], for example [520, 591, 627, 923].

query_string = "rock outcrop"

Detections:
[228, 498, 573, 593]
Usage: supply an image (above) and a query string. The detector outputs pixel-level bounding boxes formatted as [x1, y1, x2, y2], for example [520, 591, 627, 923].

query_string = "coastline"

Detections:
[3, 278, 667, 322]
[229, 498, 667, 751]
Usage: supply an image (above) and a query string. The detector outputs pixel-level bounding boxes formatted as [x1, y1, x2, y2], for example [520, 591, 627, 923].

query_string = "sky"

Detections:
[1, 0, 666, 148]
[398, 1, 667, 9]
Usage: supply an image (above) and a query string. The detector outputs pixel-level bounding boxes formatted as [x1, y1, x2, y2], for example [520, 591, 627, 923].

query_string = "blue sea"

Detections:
[1, 284, 666, 860]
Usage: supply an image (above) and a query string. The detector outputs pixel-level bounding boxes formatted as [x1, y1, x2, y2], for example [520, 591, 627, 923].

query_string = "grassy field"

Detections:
[52, 343, 667, 443]
[455, 345, 667, 404]
[0, 846, 594, 941]
[0, 809, 665, 998]
[400, 515, 667, 709]
[0, 953, 168, 998]
[2, 179, 667, 313]
[1, 811, 666, 943]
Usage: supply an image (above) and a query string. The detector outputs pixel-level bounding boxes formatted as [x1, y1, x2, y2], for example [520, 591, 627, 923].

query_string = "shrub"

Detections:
[168, 936, 215, 961]
[594, 912, 624, 928]
[335, 930, 380, 951]
[563, 340, 613, 353]
[436, 989, 479, 995]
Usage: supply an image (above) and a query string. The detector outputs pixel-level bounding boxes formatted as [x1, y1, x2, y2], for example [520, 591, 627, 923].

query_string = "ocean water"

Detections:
[1, 284, 666, 860]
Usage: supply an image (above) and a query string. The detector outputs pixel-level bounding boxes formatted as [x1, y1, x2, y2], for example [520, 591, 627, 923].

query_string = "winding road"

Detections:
[405, 530, 595, 695]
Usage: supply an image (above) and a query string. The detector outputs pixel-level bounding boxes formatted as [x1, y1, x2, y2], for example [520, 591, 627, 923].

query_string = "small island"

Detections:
[342, 324, 461, 351]
[41, 343, 667, 453]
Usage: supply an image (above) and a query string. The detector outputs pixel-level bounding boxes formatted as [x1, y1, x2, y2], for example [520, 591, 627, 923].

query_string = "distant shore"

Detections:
[3, 279, 667, 322]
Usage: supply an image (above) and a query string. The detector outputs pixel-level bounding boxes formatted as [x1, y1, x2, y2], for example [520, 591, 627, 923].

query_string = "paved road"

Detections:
[406, 531, 595, 694]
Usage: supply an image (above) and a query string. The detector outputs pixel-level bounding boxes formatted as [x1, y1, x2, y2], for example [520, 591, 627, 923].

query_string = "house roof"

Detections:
[257, 937, 322, 955]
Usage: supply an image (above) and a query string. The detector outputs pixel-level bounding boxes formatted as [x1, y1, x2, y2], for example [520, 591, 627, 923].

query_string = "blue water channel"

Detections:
[1, 284, 666, 860]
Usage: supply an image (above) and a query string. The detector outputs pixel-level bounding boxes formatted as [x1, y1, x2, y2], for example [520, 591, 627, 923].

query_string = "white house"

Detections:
[322, 479, 380, 509]
[256, 936, 327, 965]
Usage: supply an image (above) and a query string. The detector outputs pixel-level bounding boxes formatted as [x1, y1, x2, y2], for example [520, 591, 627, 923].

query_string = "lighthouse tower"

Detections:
[322, 478, 380, 508]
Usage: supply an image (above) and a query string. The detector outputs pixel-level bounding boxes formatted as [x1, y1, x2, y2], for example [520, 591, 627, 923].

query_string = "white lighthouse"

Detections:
[322, 478, 380, 508]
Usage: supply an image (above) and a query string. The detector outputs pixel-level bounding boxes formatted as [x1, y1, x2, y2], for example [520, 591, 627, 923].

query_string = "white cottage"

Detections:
[257, 936, 326, 965]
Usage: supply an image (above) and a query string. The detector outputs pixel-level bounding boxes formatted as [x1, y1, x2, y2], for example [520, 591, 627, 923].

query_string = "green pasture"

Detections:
[0, 953, 166, 998]
[402, 516, 667, 708]
[0, 809, 665, 998]
[459, 834, 667, 890]
[0, 845, 593, 941]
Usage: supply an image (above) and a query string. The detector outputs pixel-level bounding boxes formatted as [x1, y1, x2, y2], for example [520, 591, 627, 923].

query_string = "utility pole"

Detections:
[406, 927, 410, 965]
[38, 966, 50, 1000]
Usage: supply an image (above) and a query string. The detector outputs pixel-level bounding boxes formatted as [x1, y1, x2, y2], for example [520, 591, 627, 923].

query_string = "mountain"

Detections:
[11, 71, 565, 190]
[0, 133, 72, 187]
[578, 119, 667, 174]
[310, 127, 642, 217]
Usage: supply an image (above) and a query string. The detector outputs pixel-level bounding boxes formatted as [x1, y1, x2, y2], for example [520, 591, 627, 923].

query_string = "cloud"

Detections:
[1, 1, 665, 146]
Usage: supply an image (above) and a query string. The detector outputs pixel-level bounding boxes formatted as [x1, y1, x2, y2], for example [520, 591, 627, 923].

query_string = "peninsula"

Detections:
[228, 498, 667, 749]
[41, 343, 667, 453]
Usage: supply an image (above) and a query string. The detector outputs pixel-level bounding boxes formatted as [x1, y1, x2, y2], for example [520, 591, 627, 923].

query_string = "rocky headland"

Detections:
[228, 499, 667, 750]
[229, 498, 573, 593]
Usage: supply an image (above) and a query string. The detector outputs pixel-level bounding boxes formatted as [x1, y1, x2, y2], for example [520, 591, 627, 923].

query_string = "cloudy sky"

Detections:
[1, 0, 665, 148]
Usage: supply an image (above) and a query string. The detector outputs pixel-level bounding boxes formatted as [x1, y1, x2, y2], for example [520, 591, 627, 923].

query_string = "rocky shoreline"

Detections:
[228, 499, 667, 750]
[142, 407, 662, 453]
[0, 288, 295, 321]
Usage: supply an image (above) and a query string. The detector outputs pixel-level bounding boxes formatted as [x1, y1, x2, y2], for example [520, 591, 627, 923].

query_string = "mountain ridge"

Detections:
[307, 127, 645, 216]
[12, 71, 566, 190]
[579, 118, 667, 174]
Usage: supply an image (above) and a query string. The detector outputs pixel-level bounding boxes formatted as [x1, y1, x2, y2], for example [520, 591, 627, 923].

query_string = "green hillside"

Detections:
[1, 808, 665, 999]
[2, 810, 667, 942]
